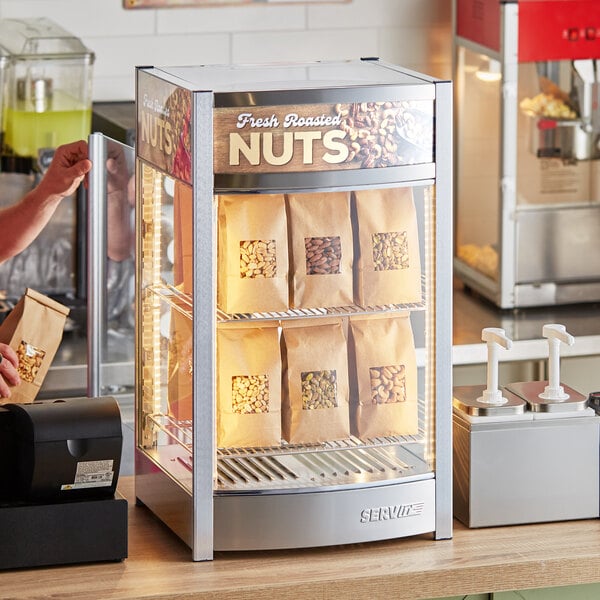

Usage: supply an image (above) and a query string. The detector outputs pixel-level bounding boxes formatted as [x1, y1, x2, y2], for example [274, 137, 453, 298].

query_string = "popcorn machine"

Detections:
[134, 59, 452, 560]
[454, 0, 600, 308]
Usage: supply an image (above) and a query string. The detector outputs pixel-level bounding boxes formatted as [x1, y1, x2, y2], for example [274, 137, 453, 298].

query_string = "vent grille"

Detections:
[148, 414, 431, 491]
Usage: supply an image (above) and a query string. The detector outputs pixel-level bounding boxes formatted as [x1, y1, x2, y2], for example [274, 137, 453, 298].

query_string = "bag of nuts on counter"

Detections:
[353, 187, 422, 307]
[348, 313, 418, 439]
[0, 288, 69, 404]
[217, 321, 282, 448]
[281, 319, 350, 444]
[287, 192, 354, 309]
[218, 194, 289, 315]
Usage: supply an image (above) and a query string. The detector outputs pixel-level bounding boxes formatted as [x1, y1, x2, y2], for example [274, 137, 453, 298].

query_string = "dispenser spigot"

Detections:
[539, 324, 574, 401]
[477, 327, 512, 405]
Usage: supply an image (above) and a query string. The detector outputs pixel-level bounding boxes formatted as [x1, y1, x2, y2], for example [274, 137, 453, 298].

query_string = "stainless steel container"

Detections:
[453, 382, 600, 527]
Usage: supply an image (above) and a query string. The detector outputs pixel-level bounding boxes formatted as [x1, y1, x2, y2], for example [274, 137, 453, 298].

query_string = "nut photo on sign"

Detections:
[335, 100, 434, 168]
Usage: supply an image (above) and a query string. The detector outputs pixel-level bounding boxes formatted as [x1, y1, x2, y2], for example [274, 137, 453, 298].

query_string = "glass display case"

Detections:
[134, 58, 452, 560]
[454, 0, 600, 308]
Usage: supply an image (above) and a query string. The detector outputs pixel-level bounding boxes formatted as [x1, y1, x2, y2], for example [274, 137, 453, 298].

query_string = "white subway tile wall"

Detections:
[0, 0, 451, 101]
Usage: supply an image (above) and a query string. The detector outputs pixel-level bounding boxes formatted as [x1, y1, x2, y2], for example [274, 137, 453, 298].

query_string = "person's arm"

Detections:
[0, 140, 92, 263]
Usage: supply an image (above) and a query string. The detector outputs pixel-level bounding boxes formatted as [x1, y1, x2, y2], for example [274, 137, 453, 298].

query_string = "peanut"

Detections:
[231, 374, 270, 414]
[239, 239, 277, 279]
[17, 341, 45, 383]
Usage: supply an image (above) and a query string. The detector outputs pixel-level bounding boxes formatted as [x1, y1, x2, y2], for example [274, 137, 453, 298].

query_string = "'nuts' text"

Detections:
[229, 130, 349, 166]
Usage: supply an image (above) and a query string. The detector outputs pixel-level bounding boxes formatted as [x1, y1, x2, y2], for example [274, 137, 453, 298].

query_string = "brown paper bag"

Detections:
[217, 321, 282, 448]
[287, 192, 354, 309]
[173, 181, 194, 295]
[281, 319, 350, 444]
[348, 313, 418, 439]
[0, 288, 69, 404]
[167, 297, 193, 422]
[218, 194, 289, 314]
[353, 187, 422, 307]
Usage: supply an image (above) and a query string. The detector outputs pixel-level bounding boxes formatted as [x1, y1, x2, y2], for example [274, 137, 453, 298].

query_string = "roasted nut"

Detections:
[301, 370, 338, 410]
[304, 236, 341, 275]
[17, 341, 45, 383]
[334, 100, 432, 168]
[231, 375, 270, 414]
[369, 365, 406, 404]
[239, 239, 277, 279]
[371, 231, 409, 271]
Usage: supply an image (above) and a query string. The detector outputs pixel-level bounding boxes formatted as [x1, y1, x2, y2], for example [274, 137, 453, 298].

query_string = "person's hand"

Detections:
[36, 140, 92, 202]
[0, 343, 20, 398]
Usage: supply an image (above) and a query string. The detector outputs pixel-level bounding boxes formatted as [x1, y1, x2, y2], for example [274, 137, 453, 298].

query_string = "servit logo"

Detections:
[359, 502, 425, 523]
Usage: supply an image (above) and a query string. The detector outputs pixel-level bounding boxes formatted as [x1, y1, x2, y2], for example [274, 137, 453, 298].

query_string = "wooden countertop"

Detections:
[2, 476, 600, 600]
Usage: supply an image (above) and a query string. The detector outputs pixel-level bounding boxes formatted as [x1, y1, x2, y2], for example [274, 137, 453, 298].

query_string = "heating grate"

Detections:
[148, 413, 431, 491]
[215, 442, 430, 491]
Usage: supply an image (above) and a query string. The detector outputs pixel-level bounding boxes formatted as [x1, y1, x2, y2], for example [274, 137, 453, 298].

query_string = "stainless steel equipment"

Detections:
[453, 389, 600, 526]
[134, 58, 453, 560]
[453, 324, 600, 527]
[453, 0, 600, 308]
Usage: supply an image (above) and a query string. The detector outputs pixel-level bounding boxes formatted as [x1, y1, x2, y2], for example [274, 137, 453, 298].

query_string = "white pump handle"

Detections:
[542, 323, 574, 347]
[482, 327, 512, 349]
[477, 327, 513, 405]
[539, 323, 574, 401]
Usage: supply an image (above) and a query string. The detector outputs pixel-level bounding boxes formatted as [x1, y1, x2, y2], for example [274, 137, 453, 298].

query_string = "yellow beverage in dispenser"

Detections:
[0, 18, 95, 160]
[5, 107, 91, 157]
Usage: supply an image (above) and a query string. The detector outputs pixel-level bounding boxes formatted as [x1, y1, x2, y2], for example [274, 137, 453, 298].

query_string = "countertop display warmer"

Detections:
[454, 0, 600, 308]
[133, 58, 452, 561]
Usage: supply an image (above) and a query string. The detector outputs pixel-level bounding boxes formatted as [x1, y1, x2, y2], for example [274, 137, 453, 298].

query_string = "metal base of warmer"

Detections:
[135, 449, 439, 556]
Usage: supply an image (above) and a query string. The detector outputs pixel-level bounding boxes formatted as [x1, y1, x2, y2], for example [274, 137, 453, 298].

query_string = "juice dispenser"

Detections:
[134, 58, 453, 560]
[0, 17, 94, 163]
[453, 0, 600, 308]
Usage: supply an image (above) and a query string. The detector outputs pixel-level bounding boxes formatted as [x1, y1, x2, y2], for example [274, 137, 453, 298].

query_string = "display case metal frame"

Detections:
[134, 59, 453, 561]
